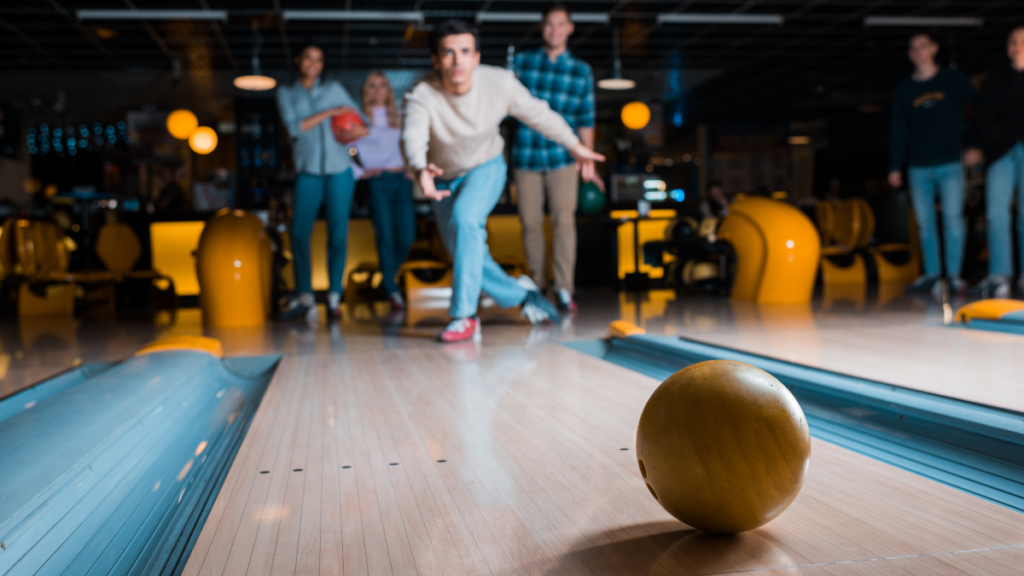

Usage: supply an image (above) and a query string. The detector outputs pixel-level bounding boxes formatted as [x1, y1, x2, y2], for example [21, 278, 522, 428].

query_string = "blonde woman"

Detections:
[354, 71, 414, 310]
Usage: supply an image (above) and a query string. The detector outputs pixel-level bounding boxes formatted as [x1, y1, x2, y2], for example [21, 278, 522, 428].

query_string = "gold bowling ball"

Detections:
[636, 360, 811, 533]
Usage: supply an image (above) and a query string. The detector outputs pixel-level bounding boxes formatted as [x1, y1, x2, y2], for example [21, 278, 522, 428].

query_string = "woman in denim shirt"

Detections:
[277, 45, 367, 322]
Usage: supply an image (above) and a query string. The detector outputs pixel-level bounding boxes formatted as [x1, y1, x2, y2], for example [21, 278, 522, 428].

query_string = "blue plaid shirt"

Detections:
[513, 48, 595, 172]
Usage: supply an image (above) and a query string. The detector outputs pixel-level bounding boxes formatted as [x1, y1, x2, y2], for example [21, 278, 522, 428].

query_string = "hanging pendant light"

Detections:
[234, 24, 277, 91]
[598, 27, 636, 90]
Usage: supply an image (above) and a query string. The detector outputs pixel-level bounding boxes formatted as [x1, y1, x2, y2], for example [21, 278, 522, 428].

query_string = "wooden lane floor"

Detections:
[183, 337, 1024, 576]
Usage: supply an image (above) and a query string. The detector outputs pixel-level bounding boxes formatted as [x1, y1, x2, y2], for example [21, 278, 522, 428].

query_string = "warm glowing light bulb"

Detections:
[166, 109, 198, 140]
[189, 126, 218, 155]
[621, 102, 651, 130]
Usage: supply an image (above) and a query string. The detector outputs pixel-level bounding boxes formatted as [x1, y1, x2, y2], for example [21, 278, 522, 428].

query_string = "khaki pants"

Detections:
[515, 165, 577, 293]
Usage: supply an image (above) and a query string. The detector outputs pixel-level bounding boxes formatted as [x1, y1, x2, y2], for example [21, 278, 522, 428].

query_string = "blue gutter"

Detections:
[0, 351, 278, 576]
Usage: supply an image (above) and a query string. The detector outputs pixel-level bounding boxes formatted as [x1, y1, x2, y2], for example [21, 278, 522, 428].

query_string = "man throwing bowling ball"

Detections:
[402, 19, 605, 343]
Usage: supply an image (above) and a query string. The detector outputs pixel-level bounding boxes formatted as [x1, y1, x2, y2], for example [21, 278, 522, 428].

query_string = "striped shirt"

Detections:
[512, 48, 595, 172]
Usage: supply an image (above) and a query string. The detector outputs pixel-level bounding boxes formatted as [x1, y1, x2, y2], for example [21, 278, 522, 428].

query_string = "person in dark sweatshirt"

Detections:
[972, 26, 1024, 298]
[889, 31, 980, 296]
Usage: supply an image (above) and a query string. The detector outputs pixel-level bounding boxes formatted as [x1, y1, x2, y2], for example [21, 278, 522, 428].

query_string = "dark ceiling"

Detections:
[1, 1, 1022, 123]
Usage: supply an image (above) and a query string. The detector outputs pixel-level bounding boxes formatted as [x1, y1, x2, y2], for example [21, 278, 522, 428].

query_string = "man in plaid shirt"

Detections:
[513, 3, 602, 312]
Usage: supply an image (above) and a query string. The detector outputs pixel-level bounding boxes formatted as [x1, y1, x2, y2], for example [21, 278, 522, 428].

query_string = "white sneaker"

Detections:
[516, 275, 541, 293]
[949, 277, 966, 296]
[305, 304, 320, 325]
[969, 276, 1011, 299]
[556, 288, 577, 312]
[520, 291, 559, 324]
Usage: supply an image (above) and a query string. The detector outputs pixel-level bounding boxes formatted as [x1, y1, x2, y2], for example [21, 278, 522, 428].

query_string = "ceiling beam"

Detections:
[282, 10, 425, 23]
[476, 12, 610, 24]
[657, 13, 784, 26]
[76, 9, 228, 21]
[864, 16, 983, 28]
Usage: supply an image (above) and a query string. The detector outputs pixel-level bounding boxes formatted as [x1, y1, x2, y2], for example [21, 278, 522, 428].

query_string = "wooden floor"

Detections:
[183, 340, 1024, 576]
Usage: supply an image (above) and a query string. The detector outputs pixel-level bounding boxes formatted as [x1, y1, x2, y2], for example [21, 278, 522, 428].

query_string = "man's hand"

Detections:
[888, 170, 903, 190]
[417, 164, 448, 201]
[569, 143, 607, 191]
[964, 148, 983, 167]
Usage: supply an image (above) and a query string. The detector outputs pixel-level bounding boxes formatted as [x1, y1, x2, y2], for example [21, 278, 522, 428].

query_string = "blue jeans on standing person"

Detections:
[291, 170, 355, 294]
[368, 172, 416, 294]
[432, 155, 528, 319]
[907, 161, 965, 278]
[985, 142, 1024, 278]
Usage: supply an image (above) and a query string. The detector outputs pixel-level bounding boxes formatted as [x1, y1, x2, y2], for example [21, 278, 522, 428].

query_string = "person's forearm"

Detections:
[578, 127, 595, 149]
[300, 109, 335, 133]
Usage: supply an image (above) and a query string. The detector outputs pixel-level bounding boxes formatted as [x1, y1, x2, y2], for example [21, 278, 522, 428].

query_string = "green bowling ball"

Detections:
[578, 181, 606, 215]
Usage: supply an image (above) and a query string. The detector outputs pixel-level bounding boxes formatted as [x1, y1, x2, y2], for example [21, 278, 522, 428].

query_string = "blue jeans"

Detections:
[907, 161, 965, 277]
[985, 142, 1024, 277]
[433, 155, 528, 318]
[292, 170, 355, 294]
[368, 172, 416, 294]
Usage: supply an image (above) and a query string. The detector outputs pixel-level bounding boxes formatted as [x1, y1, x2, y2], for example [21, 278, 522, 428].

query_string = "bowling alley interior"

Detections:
[4, 1, 1024, 575]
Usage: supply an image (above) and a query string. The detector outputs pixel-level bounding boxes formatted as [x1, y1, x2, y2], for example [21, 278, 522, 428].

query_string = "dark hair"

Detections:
[431, 19, 480, 55]
[909, 30, 937, 45]
[543, 3, 571, 21]
[293, 44, 326, 68]
[707, 179, 724, 190]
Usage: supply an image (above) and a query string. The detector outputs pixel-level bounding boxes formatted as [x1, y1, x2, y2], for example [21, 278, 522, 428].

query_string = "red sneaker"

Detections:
[439, 316, 481, 343]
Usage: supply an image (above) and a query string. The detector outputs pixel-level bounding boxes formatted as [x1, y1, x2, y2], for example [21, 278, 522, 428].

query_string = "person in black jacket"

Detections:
[973, 26, 1024, 298]
[888, 31, 979, 297]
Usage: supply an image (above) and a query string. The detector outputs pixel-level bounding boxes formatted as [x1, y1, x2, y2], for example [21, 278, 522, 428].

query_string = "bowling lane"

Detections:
[669, 305, 1024, 415]
[184, 341, 1024, 576]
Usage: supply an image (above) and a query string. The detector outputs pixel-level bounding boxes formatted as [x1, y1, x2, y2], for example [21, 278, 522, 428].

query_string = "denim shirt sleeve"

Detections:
[276, 86, 303, 141]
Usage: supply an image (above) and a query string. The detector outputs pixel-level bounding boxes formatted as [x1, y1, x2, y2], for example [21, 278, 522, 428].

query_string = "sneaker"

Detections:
[906, 274, 939, 294]
[439, 316, 481, 343]
[327, 291, 342, 319]
[556, 288, 577, 312]
[521, 290, 559, 324]
[969, 276, 1011, 299]
[949, 277, 966, 296]
[278, 297, 318, 324]
[517, 275, 541, 293]
[389, 291, 406, 311]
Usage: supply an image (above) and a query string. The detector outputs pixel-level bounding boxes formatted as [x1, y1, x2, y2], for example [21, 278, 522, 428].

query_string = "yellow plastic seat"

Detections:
[2, 218, 120, 316]
[717, 198, 820, 304]
[611, 209, 678, 280]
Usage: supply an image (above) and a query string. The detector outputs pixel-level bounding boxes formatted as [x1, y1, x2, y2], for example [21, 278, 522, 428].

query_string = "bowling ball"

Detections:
[578, 181, 606, 214]
[636, 360, 811, 533]
[331, 111, 366, 143]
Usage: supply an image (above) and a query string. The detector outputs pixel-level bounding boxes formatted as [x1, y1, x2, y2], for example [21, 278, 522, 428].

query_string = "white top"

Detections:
[402, 65, 580, 179]
[354, 106, 405, 176]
